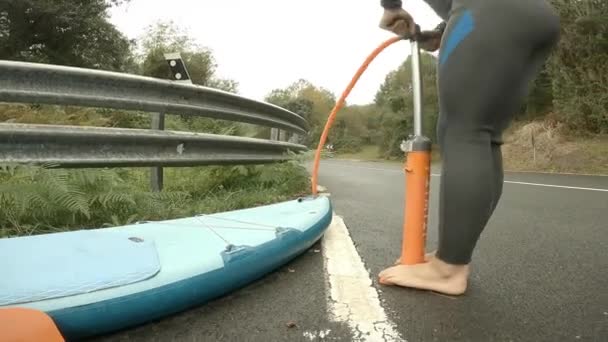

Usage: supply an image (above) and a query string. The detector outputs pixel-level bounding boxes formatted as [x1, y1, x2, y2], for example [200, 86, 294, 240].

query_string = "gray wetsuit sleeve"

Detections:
[381, 0, 402, 9]
[424, 0, 452, 20]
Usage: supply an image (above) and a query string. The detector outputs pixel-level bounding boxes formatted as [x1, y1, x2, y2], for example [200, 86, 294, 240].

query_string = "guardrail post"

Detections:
[288, 133, 301, 144]
[149, 52, 192, 192]
[270, 128, 279, 140]
[278, 130, 286, 141]
[150, 112, 165, 192]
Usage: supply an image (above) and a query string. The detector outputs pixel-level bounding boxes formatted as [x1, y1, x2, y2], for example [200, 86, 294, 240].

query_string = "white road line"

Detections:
[504, 169, 608, 177]
[430, 174, 608, 192]
[321, 214, 404, 342]
[324, 164, 608, 192]
[501, 180, 608, 192]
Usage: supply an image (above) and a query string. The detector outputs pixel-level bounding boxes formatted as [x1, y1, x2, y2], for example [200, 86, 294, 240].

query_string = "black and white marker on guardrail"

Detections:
[164, 52, 192, 85]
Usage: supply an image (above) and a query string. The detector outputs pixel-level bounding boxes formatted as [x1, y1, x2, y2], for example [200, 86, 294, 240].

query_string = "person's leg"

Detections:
[379, 0, 560, 295]
[489, 143, 504, 213]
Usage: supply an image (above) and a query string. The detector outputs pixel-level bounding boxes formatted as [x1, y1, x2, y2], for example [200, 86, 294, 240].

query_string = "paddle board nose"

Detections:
[0, 307, 65, 342]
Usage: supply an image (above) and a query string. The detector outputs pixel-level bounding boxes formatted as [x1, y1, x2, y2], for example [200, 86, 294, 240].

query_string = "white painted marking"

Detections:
[501, 180, 608, 192]
[430, 174, 608, 192]
[504, 169, 608, 177]
[303, 329, 332, 340]
[322, 214, 404, 342]
[316, 184, 329, 193]
[325, 163, 608, 192]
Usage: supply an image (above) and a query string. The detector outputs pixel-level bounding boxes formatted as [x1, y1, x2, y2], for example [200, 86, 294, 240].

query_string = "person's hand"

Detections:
[416, 29, 443, 52]
[414, 22, 447, 51]
[379, 7, 417, 38]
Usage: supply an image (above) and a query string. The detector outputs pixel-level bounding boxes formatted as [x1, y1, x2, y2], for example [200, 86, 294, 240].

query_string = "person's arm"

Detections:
[379, 0, 446, 51]
[379, 0, 416, 38]
[381, 0, 402, 9]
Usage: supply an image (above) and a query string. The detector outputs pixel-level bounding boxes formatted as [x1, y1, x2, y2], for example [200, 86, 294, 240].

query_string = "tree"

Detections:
[546, 0, 608, 133]
[0, 0, 135, 71]
[374, 52, 439, 158]
[522, 64, 554, 120]
[264, 79, 337, 147]
[133, 20, 242, 134]
[135, 20, 238, 92]
[327, 104, 377, 153]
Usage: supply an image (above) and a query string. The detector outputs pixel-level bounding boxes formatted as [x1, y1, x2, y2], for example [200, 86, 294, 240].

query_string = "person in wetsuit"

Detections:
[377, 0, 561, 295]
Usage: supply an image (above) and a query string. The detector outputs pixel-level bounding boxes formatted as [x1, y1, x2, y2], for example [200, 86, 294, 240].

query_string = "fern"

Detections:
[92, 192, 136, 208]
[103, 214, 140, 228]
[0, 153, 310, 236]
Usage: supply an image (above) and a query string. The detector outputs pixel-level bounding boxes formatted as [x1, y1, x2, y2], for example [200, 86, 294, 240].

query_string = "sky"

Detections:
[109, 0, 441, 105]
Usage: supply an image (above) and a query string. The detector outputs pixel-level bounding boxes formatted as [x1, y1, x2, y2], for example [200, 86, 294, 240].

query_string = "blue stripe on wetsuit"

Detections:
[439, 9, 475, 66]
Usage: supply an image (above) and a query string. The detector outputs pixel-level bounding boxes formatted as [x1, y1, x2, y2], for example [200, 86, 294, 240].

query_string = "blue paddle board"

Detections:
[0, 195, 332, 340]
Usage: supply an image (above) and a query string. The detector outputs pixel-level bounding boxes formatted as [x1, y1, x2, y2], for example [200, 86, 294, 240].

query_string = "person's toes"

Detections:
[379, 264, 408, 282]
[378, 271, 396, 285]
[380, 276, 397, 285]
[378, 265, 396, 279]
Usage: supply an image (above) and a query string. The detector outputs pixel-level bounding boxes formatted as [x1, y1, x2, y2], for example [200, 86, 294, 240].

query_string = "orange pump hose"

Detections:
[311, 35, 403, 195]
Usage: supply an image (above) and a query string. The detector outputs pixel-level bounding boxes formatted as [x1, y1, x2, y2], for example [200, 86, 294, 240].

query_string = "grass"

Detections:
[502, 133, 608, 175]
[501, 121, 608, 175]
[329, 122, 607, 176]
[333, 144, 442, 164]
[0, 158, 312, 238]
[0, 104, 151, 129]
[334, 145, 383, 161]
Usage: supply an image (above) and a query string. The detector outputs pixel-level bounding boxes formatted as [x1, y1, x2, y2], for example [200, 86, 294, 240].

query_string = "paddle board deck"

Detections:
[0, 195, 332, 340]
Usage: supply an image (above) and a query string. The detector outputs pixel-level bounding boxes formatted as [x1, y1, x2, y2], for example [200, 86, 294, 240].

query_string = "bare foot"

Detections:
[393, 251, 436, 265]
[379, 256, 469, 296]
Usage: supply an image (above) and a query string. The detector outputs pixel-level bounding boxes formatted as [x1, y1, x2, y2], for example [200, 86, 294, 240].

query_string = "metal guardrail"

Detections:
[0, 60, 308, 134]
[0, 58, 310, 190]
[0, 123, 306, 168]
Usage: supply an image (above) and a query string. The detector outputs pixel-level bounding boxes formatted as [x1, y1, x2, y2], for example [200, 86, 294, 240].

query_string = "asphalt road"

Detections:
[95, 159, 608, 342]
[315, 159, 607, 342]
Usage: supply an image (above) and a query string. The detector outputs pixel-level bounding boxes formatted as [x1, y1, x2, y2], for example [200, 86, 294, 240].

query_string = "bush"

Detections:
[547, 0, 608, 133]
[332, 136, 363, 154]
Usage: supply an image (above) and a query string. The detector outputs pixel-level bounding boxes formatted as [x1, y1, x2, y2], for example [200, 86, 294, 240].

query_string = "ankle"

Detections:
[430, 256, 469, 278]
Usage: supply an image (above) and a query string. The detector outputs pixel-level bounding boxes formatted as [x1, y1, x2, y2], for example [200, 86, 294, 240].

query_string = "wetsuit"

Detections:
[381, 0, 561, 264]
